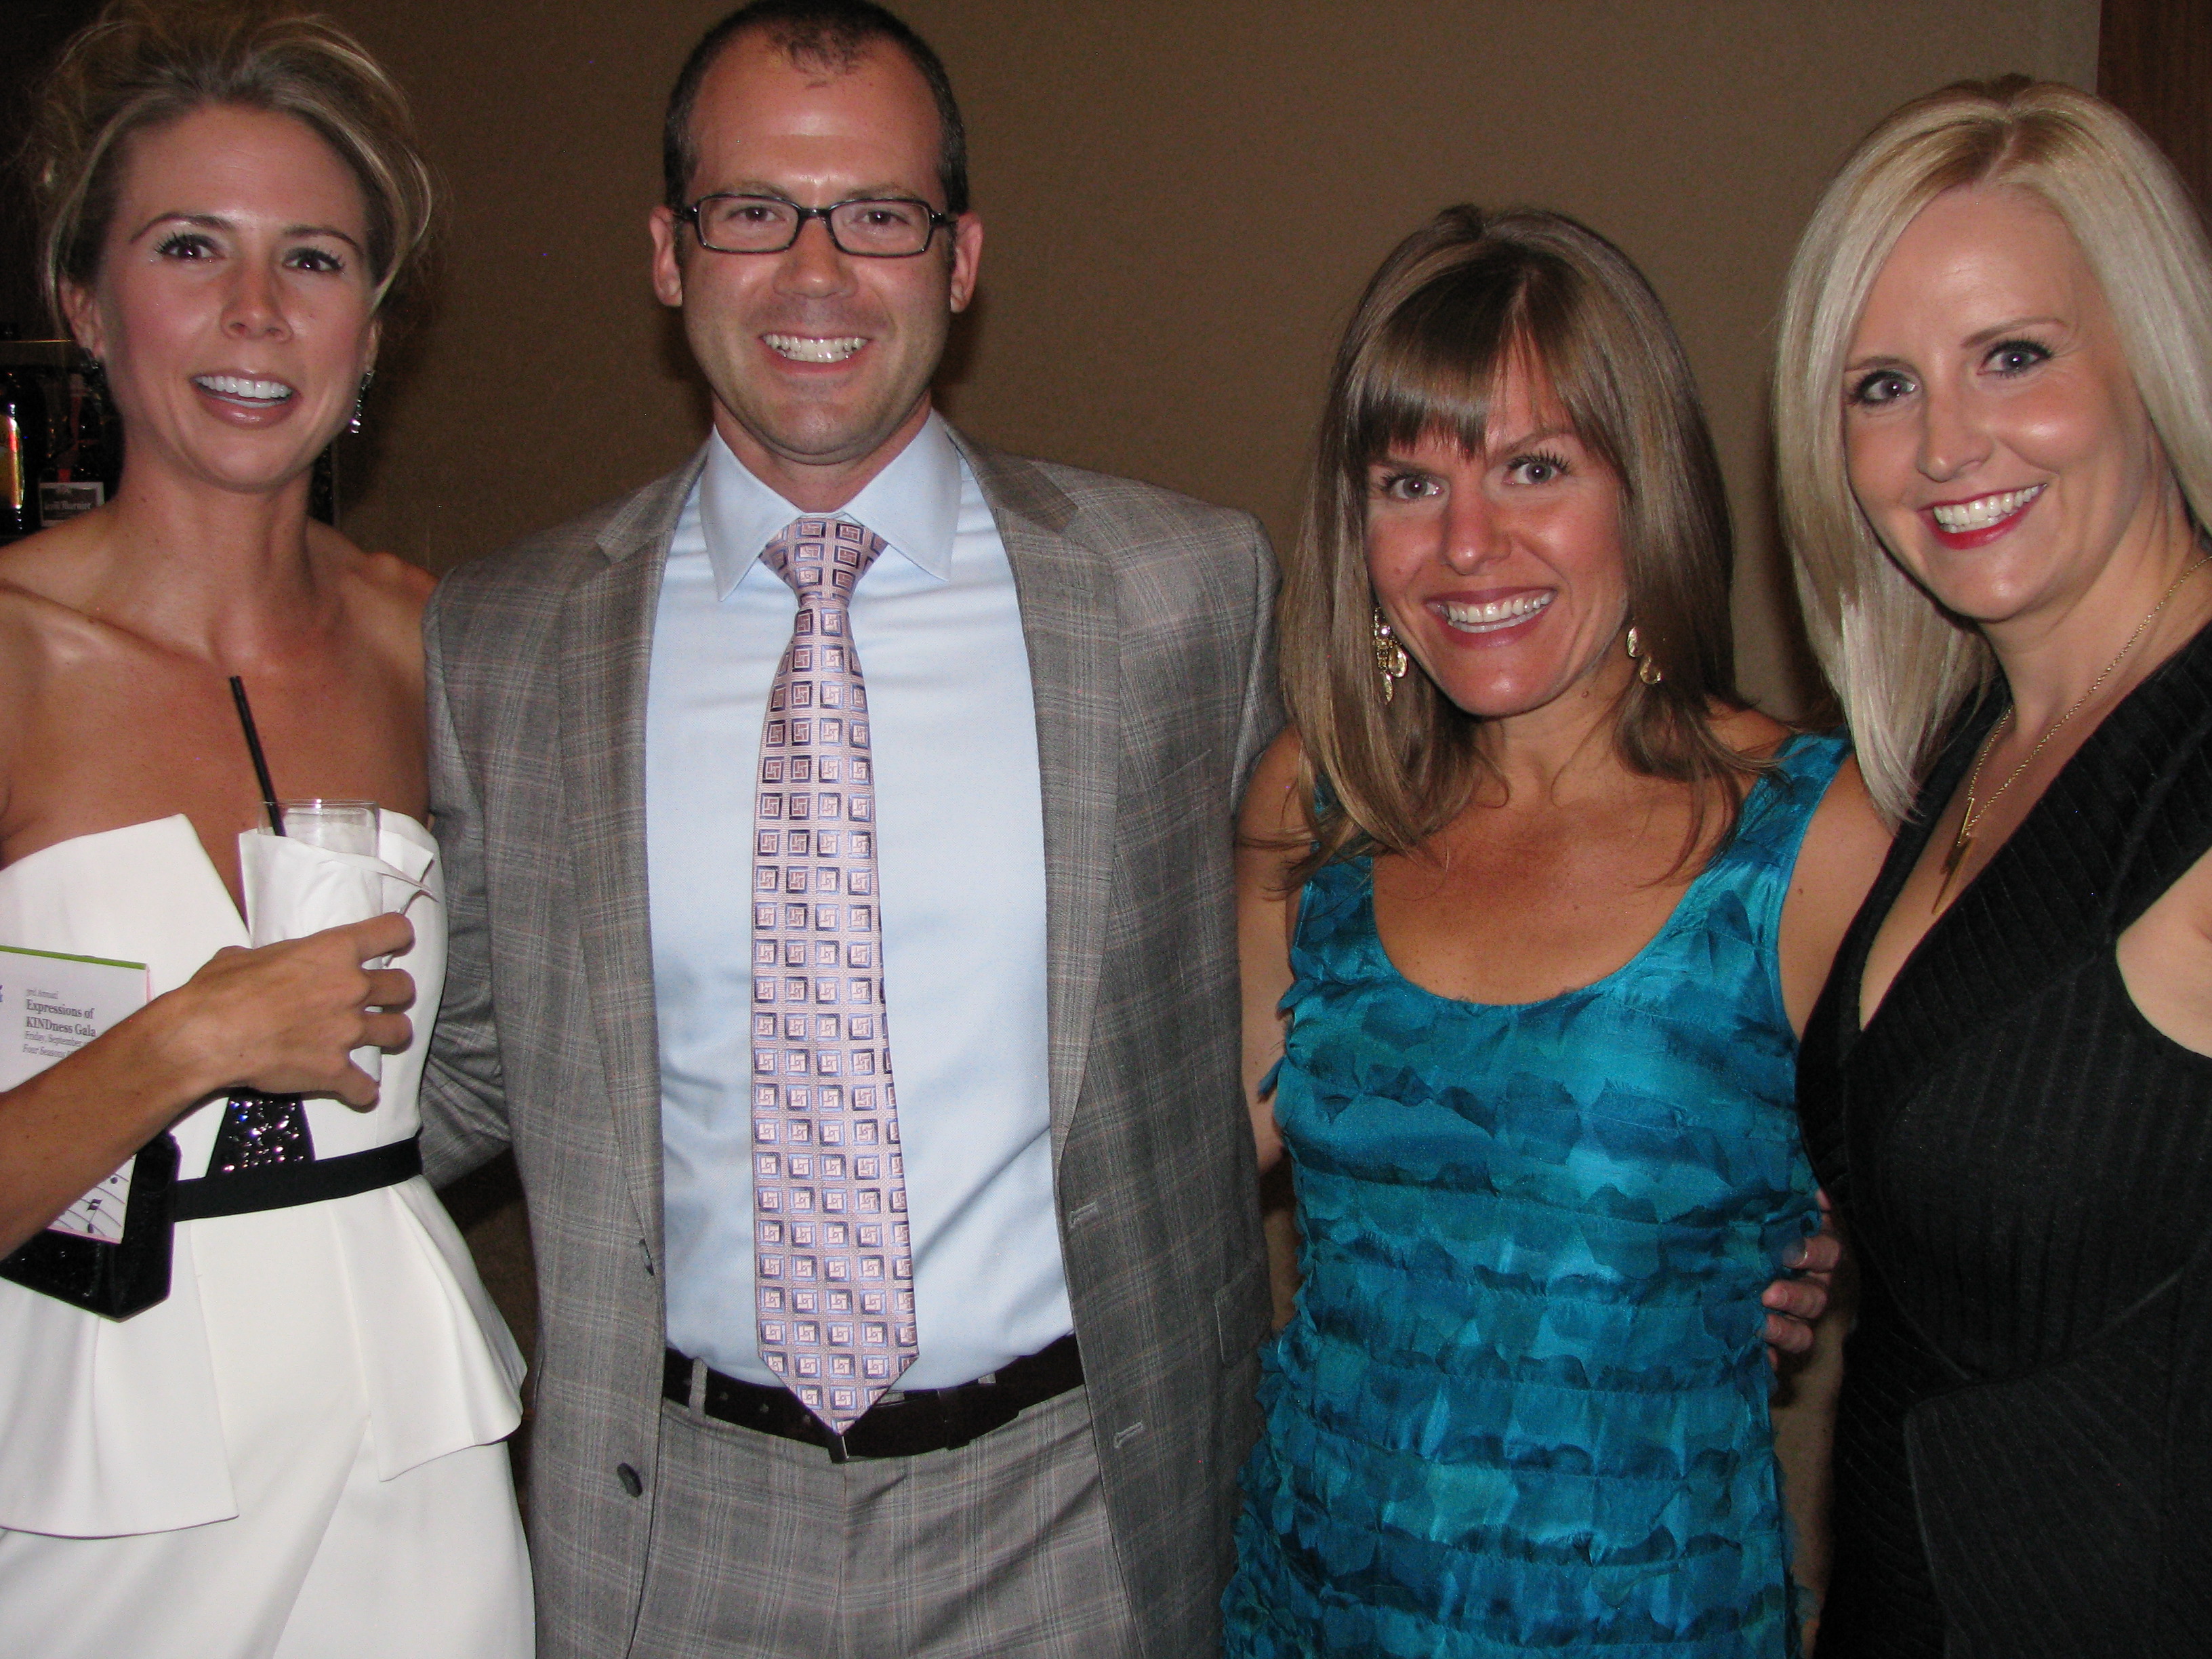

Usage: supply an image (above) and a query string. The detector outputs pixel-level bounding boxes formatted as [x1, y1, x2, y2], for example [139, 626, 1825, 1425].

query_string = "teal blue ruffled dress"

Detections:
[1223, 733, 1843, 1658]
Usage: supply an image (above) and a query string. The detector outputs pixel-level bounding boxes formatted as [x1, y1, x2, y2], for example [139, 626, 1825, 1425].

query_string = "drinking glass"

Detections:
[279, 799, 379, 857]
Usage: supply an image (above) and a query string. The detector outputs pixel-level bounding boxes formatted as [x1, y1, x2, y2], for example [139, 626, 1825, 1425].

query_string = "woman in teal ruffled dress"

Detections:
[1223, 207, 1891, 1656]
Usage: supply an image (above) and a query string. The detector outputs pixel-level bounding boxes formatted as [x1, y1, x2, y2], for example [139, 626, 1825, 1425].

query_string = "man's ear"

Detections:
[650, 205, 687, 309]
[947, 212, 982, 314]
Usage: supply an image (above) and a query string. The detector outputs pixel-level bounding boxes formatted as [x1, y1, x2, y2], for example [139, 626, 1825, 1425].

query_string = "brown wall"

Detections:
[319, 0, 2096, 715]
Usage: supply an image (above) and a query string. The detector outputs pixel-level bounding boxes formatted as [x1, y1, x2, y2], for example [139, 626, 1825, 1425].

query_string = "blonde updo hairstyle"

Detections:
[1774, 77, 2212, 823]
[27, 0, 435, 333]
[1282, 205, 1759, 880]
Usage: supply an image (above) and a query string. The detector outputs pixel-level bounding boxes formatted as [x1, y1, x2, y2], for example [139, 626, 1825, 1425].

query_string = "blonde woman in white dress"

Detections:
[0, 6, 529, 1654]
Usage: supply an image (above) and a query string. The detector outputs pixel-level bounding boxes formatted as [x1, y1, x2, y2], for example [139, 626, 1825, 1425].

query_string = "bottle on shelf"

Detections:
[0, 363, 46, 546]
[37, 367, 114, 527]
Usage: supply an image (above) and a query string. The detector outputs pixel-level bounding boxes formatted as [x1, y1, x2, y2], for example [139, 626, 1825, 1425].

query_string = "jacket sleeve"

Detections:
[1227, 512, 1284, 800]
[419, 584, 513, 1187]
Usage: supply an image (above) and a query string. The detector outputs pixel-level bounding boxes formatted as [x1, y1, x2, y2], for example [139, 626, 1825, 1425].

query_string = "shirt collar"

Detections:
[698, 411, 962, 599]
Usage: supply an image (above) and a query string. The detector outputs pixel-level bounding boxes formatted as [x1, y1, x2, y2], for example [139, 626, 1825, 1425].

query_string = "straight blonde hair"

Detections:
[1774, 77, 2212, 823]
[1282, 205, 1757, 880]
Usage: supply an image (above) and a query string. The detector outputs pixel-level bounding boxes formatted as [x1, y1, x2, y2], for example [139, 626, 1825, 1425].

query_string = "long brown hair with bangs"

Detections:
[1280, 205, 1760, 880]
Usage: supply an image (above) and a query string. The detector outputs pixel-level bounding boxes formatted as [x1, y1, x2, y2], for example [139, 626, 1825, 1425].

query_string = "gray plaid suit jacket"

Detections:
[419, 429, 1280, 1659]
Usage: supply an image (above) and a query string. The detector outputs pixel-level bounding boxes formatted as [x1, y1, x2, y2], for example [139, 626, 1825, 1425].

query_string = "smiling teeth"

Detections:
[1932, 485, 2043, 531]
[194, 374, 292, 401]
[1441, 593, 1551, 630]
[765, 335, 866, 363]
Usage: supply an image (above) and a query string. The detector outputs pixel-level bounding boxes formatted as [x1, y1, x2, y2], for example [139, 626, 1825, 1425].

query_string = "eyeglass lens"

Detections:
[694, 195, 938, 256]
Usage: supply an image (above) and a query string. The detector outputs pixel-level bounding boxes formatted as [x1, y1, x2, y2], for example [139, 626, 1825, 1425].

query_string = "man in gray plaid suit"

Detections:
[419, 2, 1276, 1654]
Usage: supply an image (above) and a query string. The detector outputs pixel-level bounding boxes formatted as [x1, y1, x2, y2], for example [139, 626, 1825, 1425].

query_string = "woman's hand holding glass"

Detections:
[163, 911, 416, 1109]
[0, 911, 414, 1255]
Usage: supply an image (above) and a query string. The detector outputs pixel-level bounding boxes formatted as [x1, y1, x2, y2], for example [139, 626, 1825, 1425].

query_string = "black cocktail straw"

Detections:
[228, 675, 285, 836]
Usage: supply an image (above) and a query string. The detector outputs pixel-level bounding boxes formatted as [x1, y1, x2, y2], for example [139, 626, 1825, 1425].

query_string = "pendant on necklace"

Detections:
[1933, 827, 1971, 913]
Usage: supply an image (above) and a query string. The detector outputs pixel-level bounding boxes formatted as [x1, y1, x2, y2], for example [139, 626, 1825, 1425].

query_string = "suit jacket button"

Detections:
[616, 1462, 643, 1497]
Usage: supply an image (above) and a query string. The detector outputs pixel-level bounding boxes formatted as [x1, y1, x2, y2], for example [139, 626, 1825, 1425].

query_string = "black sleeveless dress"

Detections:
[1798, 620, 2212, 1657]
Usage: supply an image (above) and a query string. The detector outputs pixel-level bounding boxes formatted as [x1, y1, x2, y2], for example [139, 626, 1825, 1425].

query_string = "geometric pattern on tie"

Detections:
[751, 516, 917, 1435]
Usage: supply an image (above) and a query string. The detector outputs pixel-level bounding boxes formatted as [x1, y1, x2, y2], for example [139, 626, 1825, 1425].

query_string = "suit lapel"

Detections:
[955, 433, 1121, 1163]
[556, 452, 705, 1246]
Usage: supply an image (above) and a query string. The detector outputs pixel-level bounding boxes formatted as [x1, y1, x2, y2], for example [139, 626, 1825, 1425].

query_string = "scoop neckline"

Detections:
[1353, 733, 1824, 1013]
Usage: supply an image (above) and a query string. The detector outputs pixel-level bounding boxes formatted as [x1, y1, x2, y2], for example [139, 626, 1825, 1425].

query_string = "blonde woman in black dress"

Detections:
[1777, 77, 2212, 1655]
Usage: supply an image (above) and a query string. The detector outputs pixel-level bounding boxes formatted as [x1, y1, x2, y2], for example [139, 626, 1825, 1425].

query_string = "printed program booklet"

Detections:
[0, 945, 150, 1241]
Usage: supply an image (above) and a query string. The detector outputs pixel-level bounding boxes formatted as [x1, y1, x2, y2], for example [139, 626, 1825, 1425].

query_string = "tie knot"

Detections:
[760, 518, 886, 609]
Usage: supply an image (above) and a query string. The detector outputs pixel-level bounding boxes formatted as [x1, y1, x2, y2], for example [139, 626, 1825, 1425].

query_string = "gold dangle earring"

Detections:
[1372, 608, 1408, 703]
[1625, 625, 1662, 686]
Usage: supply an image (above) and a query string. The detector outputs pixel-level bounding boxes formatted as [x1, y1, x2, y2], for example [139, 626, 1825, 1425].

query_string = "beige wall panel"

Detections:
[324, 0, 2095, 714]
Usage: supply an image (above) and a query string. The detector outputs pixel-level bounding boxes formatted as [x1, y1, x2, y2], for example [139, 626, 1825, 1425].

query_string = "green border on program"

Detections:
[0, 943, 147, 972]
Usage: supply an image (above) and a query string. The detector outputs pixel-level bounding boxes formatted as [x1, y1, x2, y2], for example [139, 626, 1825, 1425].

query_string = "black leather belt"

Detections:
[173, 1135, 423, 1221]
[663, 1333, 1082, 1462]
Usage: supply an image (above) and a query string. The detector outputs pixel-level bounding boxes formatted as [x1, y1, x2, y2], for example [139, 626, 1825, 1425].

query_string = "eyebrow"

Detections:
[702, 182, 929, 203]
[1491, 424, 1580, 451]
[1371, 424, 1581, 462]
[127, 211, 365, 253]
[1962, 314, 2064, 348]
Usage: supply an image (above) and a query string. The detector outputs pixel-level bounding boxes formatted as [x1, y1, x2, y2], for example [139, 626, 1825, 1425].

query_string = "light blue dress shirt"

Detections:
[650, 415, 1073, 1391]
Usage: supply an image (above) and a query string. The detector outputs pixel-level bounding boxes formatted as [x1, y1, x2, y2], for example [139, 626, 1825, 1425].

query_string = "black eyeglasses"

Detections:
[680, 193, 954, 258]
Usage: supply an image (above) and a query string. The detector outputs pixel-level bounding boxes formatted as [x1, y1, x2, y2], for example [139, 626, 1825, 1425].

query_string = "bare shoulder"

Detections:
[0, 510, 113, 612]
[1776, 749, 1894, 1032]
[1711, 703, 1791, 757]
[0, 518, 119, 685]
[315, 522, 433, 607]
[0, 520, 131, 826]
[1797, 752, 1891, 900]
[1239, 727, 1312, 842]
[311, 524, 430, 667]
[0, 573, 52, 779]
[350, 550, 434, 638]
[2116, 840, 2212, 1057]
[356, 547, 438, 607]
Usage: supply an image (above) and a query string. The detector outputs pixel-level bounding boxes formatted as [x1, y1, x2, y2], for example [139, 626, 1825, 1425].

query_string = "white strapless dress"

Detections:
[0, 815, 531, 1658]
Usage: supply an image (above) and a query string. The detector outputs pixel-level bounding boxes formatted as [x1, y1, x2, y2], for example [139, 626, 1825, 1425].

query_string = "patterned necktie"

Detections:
[751, 517, 916, 1436]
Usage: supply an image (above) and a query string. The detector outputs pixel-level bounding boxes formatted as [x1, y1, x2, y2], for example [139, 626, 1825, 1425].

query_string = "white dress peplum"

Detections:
[0, 815, 531, 1658]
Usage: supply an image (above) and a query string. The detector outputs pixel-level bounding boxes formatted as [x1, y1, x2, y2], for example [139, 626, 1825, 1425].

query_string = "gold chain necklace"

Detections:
[1935, 550, 2212, 912]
